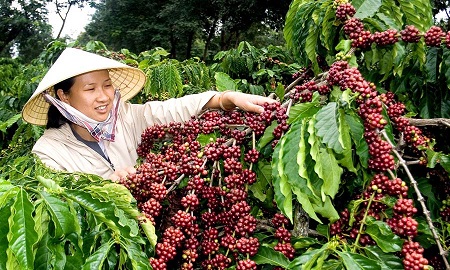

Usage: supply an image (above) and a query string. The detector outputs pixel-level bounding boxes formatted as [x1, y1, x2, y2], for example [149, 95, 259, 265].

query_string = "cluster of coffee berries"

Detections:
[272, 213, 296, 259]
[327, 59, 430, 170]
[383, 98, 430, 150]
[330, 174, 405, 242]
[289, 80, 331, 102]
[329, 171, 429, 268]
[401, 241, 429, 270]
[119, 101, 300, 269]
[335, 2, 450, 49]
[387, 198, 419, 237]
[439, 197, 450, 222]
[326, 60, 396, 171]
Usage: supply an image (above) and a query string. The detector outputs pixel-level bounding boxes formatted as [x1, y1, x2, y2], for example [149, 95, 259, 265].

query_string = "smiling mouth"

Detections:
[96, 105, 107, 110]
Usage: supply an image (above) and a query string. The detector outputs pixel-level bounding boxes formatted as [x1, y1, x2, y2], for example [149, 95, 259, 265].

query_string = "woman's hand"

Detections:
[205, 91, 278, 114]
[108, 166, 136, 182]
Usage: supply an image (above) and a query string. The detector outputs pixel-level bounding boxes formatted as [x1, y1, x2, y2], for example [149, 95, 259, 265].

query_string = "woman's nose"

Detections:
[96, 88, 110, 101]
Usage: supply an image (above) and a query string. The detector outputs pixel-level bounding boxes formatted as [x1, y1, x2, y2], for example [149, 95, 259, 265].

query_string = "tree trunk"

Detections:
[234, 31, 240, 47]
[202, 19, 217, 62]
[170, 30, 177, 59]
[292, 203, 309, 237]
[185, 31, 194, 59]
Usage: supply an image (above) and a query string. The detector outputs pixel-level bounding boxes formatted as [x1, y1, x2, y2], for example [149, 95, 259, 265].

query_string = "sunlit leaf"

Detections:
[364, 246, 403, 270]
[82, 240, 114, 270]
[354, 0, 382, 19]
[365, 219, 402, 253]
[252, 246, 290, 267]
[284, 120, 321, 223]
[39, 191, 76, 239]
[0, 200, 12, 269]
[289, 242, 330, 269]
[288, 93, 321, 124]
[316, 102, 344, 153]
[215, 72, 237, 91]
[272, 138, 292, 220]
[337, 250, 381, 270]
[9, 188, 38, 270]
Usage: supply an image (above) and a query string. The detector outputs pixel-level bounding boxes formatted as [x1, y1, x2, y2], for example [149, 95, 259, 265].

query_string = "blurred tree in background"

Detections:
[81, 0, 291, 61]
[0, 0, 52, 62]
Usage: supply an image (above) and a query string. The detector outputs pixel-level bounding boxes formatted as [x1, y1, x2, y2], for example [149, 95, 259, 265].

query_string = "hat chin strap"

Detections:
[42, 90, 121, 142]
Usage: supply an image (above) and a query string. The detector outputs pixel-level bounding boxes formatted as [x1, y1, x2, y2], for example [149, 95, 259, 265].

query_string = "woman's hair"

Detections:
[46, 77, 75, 129]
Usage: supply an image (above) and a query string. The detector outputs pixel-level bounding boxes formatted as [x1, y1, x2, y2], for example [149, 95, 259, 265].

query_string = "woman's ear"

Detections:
[56, 89, 69, 103]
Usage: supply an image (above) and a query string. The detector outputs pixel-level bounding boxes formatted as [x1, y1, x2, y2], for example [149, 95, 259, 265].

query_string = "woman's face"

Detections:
[58, 70, 115, 122]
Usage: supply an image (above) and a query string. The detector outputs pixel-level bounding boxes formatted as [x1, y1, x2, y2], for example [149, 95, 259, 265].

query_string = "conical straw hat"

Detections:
[22, 48, 147, 126]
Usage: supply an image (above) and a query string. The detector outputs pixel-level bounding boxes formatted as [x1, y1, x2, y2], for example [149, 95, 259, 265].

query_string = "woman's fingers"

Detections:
[109, 167, 136, 182]
[232, 92, 278, 114]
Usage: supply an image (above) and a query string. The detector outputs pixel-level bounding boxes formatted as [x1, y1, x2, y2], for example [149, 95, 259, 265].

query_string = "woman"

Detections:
[22, 48, 275, 181]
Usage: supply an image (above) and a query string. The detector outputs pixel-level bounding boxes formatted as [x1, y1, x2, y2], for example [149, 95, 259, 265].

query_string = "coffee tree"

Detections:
[1, 0, 450, 269]
[122, 0, 450, 269]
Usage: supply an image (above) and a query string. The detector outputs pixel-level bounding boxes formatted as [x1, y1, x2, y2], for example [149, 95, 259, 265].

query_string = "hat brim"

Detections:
[21, 48, 147, 126]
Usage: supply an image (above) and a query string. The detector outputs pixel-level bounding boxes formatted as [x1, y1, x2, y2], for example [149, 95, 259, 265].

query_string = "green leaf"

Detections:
[284, 120, 321, 223]
[378, 0, 402, 26]
[64, 190, 121, 236]
[8, 188, 38, 270]
[37, 175, 64, 194]
[162, 62, 183, 97]
[0, 200, 12, 269]
[257, 121, 277, 149]
[140, 216, 157, 247]
[316, 102, 344, 153]
[288, 93, 321, 124]
[273, 134, 294, 221]
[443, 49, 450, 90]
[311, 195, 339, 222]
[345, 113, 368, 168]
[120, 239, 152, 270]
[289, 242, 330, 269]
[335, 40, 352, 54]
[336, 251, 381, 270]
[275, 82, 285, 101]
[337, 110, 357, 173]
[417, 177, 441, 219]
[272, 139, 292, 221]
[439, 155, 450, 173]
[252, 246, 290, 268]
[85, 183, 144, 238]
[425, 47, 438, 83]
[292, 237, 320, 249]
[321, 3, 337, 51]
[398, 0, 431, 31]
[0, 185, 19, 209]
[82, 240, 114, 270]
[364, 246, 403, 270]
[365, 220, 402, 253]
[0, 114, 21, 133]
[63, 233, 84, 269]
[306, 24, 320, 74]
[425, 148, 441, 169]
[316, 149, 342, 199]
[377, 48, 395, 81]
[250, 160, 272, 202]
[214, 72, 237, 91]
[196, 134, 217, 147]
[354, 0, 382, 19]
[322, 259, 344, 270]
[39, 191, 77, 239]
[33, 203, 53, 270]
